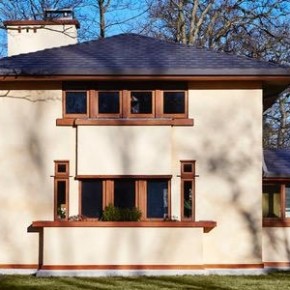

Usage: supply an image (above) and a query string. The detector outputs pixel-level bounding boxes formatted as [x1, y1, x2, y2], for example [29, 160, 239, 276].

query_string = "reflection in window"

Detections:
[65, 92, 87, 114]
[286, 185, 290, 218]
[183, 181, 192, 218]
[262, 185, 281, 218]
[114, 179, 135, 209]
[163, 92, 185, 114]
[57, 180, 67, 219]
[82, 180, 103, 218]
[147, 179, 168, 219]
[131, 92, 152, 114]
[98, 92, 120, 114]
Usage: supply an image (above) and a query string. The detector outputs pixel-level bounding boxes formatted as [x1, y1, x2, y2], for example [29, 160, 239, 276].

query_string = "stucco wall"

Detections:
[43, 227, 204, 266]
[0, 85, 77, 265]
[0, 82, 264, 268]
[263, 228, 290, 263]
[6, 24, 78, 56]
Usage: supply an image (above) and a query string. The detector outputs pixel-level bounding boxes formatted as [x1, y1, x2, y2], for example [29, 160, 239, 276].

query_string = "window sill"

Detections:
[263, 218, 290, 227]
[32, 220, 216, 233]
[56, 118, 194, 127]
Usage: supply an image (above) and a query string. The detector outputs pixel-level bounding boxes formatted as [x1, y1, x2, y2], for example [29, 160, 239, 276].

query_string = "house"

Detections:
[1, 10, 290, 276]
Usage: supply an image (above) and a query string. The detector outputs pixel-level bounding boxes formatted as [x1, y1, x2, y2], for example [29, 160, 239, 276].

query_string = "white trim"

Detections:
[0, 269, 37, 275]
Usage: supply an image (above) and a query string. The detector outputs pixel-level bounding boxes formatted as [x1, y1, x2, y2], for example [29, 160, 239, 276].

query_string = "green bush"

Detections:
[102, 204, 142, 221]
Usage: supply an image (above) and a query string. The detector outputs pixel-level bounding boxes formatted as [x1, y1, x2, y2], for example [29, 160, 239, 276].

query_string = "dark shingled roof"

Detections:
[0, 33, 290, 77]
[264, 149, 290, 177]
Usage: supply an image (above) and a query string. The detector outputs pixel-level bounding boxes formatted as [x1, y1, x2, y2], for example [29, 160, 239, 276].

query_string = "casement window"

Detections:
[263, 182, 290, 219]
[162, 91, 187, 118]
[92, 91, 121, 118]
[80, 177, 170, 220]
[180, 161, 195, 221]
[59, 87, 192, 126]
[63, 91, 88, 118]
[54, 161, 69, 220]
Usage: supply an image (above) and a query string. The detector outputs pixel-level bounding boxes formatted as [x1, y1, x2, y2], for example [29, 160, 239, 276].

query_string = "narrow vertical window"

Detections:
[114, 179, 136, 209]
[81, 180, 103, 219]
[54, 161, 69, 220]
[147, 179, 169, 219]
[181, 161, 195, 220]
[262, 184, 281, 218]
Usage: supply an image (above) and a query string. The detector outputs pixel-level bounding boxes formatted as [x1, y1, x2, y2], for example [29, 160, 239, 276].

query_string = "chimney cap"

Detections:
[44, 8, 74, 20]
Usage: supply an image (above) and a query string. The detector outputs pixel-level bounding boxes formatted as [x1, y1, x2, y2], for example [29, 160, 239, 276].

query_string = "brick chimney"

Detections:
[4, 9, 79, 56]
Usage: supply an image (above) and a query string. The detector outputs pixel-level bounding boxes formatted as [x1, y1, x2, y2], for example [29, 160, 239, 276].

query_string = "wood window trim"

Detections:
[160, 90, 188, 119]
[54, 160, 69, 177]
[180, 161, 196, 221]
[54, 160, 70, 221]
[126, 90, 155, 118]
[59, 89, 192, 126]
[91, 90, 122, 118]
[56, 118, 194, 126]
[63, 90, 89, 119]
[78, 176, 172, 221]
[263, 179, 290, 227]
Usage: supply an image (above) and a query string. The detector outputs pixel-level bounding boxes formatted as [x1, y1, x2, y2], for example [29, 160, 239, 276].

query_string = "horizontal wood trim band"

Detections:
[41, 264, 204, 271]
[264, 262, 290, 268]
[56, 118, 194, 126]
[40, 264, 265, 271]
[263, 219, 290, 227]
[4, 20, 80, 28]
[205, 264, 264, 269]
[0, 264, 38, 269]
[76, 175, 172, 179]
[32, 220, 216, 232]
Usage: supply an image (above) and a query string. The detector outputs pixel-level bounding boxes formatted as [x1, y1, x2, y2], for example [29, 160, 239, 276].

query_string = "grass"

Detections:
[0, 272, 290, 290]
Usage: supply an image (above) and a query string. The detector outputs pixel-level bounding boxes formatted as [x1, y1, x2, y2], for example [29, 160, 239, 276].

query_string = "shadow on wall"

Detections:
[0, 89, 59, 265]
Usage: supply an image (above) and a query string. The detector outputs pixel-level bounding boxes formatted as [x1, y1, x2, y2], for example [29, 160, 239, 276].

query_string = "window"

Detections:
[79, 177, 171, 221]
[180, 161, 195, 221]
[263, 182, 290, 219]
[64, 91, 88, 117]
[129, 91, 154, 117]
[147, 179, 168, 219]
[81, 180, 103, 219]
[163, 91, 186, 116]
[92, 91, 121, 118]
[54, 161, 69, 220]
[59, 86, 192, 126]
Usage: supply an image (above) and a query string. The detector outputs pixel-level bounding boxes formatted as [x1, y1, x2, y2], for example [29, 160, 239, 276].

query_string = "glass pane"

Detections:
[114, 180, 135, 209]
[183, 164, 193, 173]
[82, 180, 103, 218]
[163, 92, 185, 114]
[183, 181, 193, 218]
[99, 92, 120, 114]
[57, 181, 66, 219]
[262, 185, 281, 218]
[131, 92, 152, 114]
[57, 164, 67, 173]
[285, 185, 290, 218]
[147, 179, 168, 219]
[65, 92, 87, 114]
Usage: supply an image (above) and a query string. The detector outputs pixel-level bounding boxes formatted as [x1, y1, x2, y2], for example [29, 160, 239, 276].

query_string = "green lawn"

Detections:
[0, 272, 290, 290]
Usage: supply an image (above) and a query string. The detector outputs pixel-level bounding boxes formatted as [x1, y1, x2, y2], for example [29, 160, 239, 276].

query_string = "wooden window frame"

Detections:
[91, 90, 122, 118]
[180, 161, 195, 221]
[63, 90, 89, 118]
[54, 161, 69, 221]
[263, 179, 290, 227]
[160, 90, 188, 119]
[126, 90, 155, 118]
[78, 176, 171, 221]
[61, 89, 191, 124]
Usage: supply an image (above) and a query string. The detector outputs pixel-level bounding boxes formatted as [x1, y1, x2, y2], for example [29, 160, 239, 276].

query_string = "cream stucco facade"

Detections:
[0, 80, 278, 275]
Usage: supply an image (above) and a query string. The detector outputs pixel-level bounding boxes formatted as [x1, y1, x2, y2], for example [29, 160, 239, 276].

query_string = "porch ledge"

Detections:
[32, 220, 216, 233]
